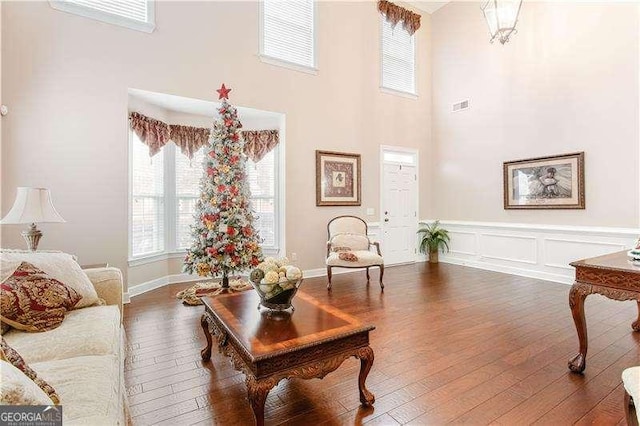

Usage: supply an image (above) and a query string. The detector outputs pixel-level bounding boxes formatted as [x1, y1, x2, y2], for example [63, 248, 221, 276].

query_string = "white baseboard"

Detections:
[123, 292, 131, 304]
[434, 256, 574, 285]
[421, 219, 639, 285]
[128, 272, 207, 298]
[128, 276, 168, 298]
[125, 220, 637, 299]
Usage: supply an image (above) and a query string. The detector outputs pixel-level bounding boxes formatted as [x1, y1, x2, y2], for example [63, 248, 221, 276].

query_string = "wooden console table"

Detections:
[569, 250, 640, 373]
[200, 291, 375, 425]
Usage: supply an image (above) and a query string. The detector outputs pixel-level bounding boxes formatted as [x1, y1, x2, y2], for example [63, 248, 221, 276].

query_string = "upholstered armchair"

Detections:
[623, 367, 640, 426]
[326, 215, 384, 290]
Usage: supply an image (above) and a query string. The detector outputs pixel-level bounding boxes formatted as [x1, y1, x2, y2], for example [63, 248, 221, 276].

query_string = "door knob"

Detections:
[384, 211, 388, 215]
[384, 218, 389, 222]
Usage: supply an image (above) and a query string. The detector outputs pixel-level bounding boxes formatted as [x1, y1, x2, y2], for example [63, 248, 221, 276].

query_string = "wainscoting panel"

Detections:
[479, 233, 537, 264]
[423, 220, 639, 284]
[544, 238, 626, 271]
[448, 231, 478, 256]
[367, 222, 381, 242]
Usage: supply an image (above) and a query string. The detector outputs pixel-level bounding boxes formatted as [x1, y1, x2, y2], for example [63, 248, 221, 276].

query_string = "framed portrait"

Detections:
[316, 150, 361, 206]
[503, 152, 585, 210]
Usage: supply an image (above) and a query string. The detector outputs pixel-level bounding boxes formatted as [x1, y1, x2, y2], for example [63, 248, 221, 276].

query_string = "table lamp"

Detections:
[0, 187, 66, 251]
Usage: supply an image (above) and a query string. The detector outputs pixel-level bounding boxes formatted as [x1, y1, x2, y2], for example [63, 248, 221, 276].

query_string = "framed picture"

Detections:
[316, 150, 361, 206]
[503, 152, 585, 209]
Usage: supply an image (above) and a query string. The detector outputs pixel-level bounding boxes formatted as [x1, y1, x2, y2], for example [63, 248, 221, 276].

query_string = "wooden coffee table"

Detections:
[569, 250, 640, 373]
[200, 290, 376, 425]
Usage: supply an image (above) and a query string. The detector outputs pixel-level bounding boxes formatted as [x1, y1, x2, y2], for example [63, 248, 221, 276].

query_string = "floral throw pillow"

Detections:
[0, 338, 60, 404]
[0, 251, 100, 309]
[338, 252, 359, 262]
[0, 261, 81, 332]
[0, 360, 54, 405]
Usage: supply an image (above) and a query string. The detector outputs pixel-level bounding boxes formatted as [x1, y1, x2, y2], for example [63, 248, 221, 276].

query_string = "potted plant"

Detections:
[417, 220, 450, 263]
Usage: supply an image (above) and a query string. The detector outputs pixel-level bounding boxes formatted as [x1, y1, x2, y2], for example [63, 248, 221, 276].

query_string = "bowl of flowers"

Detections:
[249, 257, 303, 312]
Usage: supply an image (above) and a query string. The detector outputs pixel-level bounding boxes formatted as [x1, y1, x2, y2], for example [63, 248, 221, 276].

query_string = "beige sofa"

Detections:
[3, 267, 127, 425]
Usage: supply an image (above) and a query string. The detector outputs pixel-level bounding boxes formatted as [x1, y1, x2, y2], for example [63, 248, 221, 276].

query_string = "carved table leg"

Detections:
[246, 376, 276, 426]
[355, 346, 375, 406]
[200, 313, 213, 361]
[568, 282, 590, 373]
[632, 301, 640, 332]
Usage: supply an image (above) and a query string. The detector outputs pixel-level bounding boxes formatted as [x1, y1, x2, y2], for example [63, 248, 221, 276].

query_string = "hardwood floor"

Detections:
[124, 262, 640, 425]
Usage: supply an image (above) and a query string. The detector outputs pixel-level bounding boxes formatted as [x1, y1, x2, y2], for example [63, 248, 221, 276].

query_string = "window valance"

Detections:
[129, 112, 170, 157]
[129, 111, 279, 161]
[169, 125, 211, 160]
[377, 0, 421, 35]
[242, 130, 280, 162]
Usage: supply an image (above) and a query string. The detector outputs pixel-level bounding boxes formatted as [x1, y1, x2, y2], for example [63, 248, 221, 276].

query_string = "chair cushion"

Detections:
[0, 360, 53, 405]
[329, 217, 367, 236]
[31, 355, 122, 425]
[623, 367, 640, 397]
[1, 262, 82, 332]
[330, 234, 370, 251]
[1, 251, 100, 309]
[3, 305, 120, 364]
[623, 366, 640, 423]
[327, 250, 383, 267]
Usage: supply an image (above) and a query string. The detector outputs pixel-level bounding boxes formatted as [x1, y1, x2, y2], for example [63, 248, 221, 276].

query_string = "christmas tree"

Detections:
[183, 84, 263, 289]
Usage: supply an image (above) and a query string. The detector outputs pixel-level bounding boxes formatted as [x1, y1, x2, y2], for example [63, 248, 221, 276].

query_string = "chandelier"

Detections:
[481, 0, 523, 45]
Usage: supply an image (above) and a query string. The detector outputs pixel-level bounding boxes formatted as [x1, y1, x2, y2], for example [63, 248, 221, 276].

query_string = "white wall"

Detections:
[128, 96, 170, 123]
[431, 1, 639, 227]
[0, 1, 3, 227]
[1, 1, 432, 290]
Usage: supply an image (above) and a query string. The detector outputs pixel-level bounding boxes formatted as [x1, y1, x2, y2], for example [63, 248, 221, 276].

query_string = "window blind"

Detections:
[50, 0, 154, 32]
[67, 0, 147, 21]
[175, 148, 205, 249]
[262, 0, 315, 68]
[245, 149, 277, 248]
[173, 147, 278, 250]
[381, 17, 416, 95]
[131, 132, 164, 256]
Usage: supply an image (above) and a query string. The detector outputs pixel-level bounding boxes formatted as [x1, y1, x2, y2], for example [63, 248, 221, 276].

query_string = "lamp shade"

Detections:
[481, 0, 523, 45]
[1, 187, 66, 225]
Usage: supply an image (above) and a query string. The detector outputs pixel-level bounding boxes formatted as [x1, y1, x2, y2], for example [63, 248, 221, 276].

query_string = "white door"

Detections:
[381, 155, 417, 265]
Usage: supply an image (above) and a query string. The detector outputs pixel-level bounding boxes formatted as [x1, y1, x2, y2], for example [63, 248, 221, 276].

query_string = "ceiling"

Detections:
[408, 1, 450, 14]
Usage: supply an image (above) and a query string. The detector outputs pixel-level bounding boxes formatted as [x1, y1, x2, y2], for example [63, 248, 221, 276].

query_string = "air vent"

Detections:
[453, 99, 470, 112]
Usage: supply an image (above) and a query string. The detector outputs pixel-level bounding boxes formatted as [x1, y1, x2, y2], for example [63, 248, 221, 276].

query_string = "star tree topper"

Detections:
[217, 83, 231, 100]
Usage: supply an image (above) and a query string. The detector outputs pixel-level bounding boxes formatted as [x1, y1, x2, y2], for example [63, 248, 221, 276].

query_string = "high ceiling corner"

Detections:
[408, 1, 450, 14]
